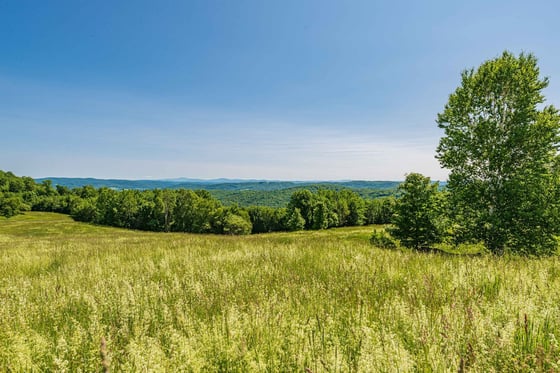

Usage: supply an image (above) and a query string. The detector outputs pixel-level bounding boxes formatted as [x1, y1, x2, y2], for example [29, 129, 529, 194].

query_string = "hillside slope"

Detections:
[1, 212, 558, 371]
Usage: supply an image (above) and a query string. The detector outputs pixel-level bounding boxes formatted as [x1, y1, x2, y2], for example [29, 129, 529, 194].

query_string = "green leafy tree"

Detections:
[38, 180, 56, 196]
[56, 185, 71, 195]
[285, 207, 305, 231]
[389, 173, 443, 250]
[365, 197, 395, 225]
[248, 206, 287, 233]
[77, 185, 98, 199]
[0, 192, 28, 218]
[136, 197, 157, 231]
[219, 206, 252, 235]
[8, 177, 25, 193]
[222, 214, 252, 235]
[311, 200, 331, 230]
[172, 189, 197, 232]
[114, 190, 140, 229]
[288, 190, 314, 229]
[70, 198, 98, 222]
[436, 51, 560, 255]
[346, 194, 365, 226]
[95, 188, 118, 226]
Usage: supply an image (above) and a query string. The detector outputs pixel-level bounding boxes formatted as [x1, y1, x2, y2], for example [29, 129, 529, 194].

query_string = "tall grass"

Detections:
[1, 212, 560, 371]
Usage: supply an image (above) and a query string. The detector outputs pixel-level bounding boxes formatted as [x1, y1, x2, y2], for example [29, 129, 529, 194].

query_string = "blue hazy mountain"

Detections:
[35, 177, 402, 191]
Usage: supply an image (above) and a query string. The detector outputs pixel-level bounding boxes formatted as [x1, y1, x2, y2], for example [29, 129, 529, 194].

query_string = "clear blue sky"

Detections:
[1, 0, 559, 180]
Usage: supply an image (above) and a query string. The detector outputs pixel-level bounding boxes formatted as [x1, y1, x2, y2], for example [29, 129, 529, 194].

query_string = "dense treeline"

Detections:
[211, 186, 397, 208]
[0, 170, 394, 235]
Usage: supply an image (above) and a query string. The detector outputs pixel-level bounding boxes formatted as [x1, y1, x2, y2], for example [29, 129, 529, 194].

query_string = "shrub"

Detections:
[370, 230, 397, 249]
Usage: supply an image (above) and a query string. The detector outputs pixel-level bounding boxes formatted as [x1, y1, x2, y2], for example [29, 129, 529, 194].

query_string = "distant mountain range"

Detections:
[34, 177, 402, 192]
[161, 177, 273, 184]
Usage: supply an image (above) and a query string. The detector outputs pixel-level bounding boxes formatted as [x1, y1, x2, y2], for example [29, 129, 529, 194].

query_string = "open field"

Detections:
[1, 213, 560, 371]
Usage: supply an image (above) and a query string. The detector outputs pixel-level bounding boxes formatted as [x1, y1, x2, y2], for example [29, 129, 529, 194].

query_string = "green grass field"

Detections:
[1, 212, 560, 371]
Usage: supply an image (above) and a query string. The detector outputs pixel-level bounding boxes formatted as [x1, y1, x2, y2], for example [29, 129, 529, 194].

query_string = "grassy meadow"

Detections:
[1, 213, 560, 372]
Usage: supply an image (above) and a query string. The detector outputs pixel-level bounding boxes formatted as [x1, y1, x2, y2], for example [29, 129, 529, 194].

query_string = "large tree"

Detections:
[436, 51, 560, 255]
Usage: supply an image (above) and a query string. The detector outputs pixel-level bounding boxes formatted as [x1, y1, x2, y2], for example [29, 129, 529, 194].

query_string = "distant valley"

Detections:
[34, 177, 401, 191]
[34, 177, 402, 207]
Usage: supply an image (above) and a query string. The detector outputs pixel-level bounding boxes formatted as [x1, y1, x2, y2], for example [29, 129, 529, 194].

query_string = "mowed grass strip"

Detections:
[1, 212, 560, 371]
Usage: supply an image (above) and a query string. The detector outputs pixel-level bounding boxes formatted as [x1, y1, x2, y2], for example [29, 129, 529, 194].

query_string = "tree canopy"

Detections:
[436, 51, 560, 255]
[389, 173, 443, 250]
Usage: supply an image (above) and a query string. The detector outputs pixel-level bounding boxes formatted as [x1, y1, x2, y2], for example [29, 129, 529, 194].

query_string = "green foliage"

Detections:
[364, 196, 395, 224]
[288, 189, 368, 230]
[370, 229, 397, 249]
[70, 198, 97, 222]
[0, 171, 32, 217]
[288, 190, 314, 229]
[172, 189, 219, 233]
[285, 207, 306, 231]
[389, 173, 444, 250]
[211, 187, 395, 208]
[436, 51, 560, 255]
[0, 192, 28, 218]
[0, 170, 383, 236]
[222, 213, 252, 235]
[247, 206, 287, 233]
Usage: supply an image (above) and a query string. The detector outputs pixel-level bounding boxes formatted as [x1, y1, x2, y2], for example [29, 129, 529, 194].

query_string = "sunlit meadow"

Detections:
[1, 213, 560, 371]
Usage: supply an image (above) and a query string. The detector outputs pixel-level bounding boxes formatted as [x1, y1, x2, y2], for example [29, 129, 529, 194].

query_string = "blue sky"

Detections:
[1, 0, 559, 180]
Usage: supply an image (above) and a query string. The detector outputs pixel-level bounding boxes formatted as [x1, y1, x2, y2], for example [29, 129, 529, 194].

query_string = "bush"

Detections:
[0, 193, 28, 218]
[370, 230, 397, 249]
[70, 199, 98, 222]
